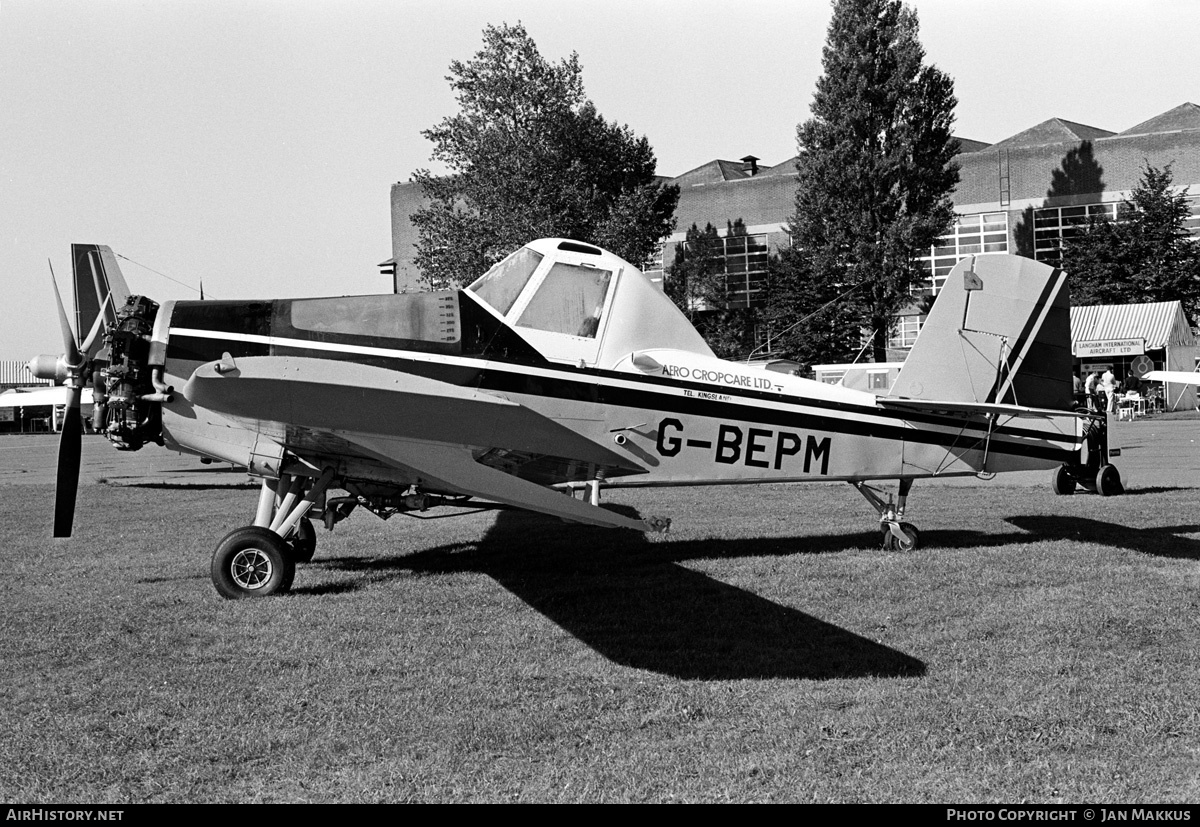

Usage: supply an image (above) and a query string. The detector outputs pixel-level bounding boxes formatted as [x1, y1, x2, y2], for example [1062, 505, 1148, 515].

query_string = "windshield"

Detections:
[516, 262, 612, 338]
[467, 246, 544, 315]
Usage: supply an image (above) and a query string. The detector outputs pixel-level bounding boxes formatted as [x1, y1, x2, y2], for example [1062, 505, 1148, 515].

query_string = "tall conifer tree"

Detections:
[772, 0, 959, 365]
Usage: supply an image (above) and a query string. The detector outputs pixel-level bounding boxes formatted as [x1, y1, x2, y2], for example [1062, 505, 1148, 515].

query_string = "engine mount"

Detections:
[93, 295, 164, 451]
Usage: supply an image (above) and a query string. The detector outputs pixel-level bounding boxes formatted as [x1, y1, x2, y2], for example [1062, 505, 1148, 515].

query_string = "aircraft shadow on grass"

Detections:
[1109, 485, 1195, 496]
[302, 506, 926, 682]
[1002, 515, 1200, 561]
[297, 504, 1200, 679]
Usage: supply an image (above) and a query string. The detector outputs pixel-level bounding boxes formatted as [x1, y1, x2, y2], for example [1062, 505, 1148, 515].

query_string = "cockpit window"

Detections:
[516, 262, 612, 338]
[467, 246, 543, 316]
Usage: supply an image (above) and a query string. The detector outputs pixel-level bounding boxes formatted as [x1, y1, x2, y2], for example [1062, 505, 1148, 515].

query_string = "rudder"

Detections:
[71, 244, 132, 353]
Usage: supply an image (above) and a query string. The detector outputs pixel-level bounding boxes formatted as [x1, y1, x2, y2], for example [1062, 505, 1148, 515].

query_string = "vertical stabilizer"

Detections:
[72, 244, 132, 352]
[889, 255, 1073, 410]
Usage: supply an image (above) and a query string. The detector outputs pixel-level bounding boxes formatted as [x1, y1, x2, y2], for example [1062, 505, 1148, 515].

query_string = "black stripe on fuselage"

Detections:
[260, 344, 1073, 462]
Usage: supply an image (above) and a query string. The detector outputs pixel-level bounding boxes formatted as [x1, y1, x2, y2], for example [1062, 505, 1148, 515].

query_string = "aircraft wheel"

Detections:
[1094, 464, 1123, 497]
[211, 526, 295, 599]
[882, 522, 919, 552]
[1051, 465, 1076, 495]
[288, 517, 317, 564]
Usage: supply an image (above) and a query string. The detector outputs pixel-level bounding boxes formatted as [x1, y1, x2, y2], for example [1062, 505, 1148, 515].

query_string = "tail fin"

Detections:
[71, 244, 132, 355]
[889, 254, 1073, 411]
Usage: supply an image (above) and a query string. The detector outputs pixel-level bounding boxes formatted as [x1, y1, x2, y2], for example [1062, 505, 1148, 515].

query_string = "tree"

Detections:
[771, 0, 959, 365]
[410, 23, 678, 288]
[1061, 163, 1200, 320]
[764, 244, 865, 370]
[665, 222, 725, 323]
[665, 220, 763, 358]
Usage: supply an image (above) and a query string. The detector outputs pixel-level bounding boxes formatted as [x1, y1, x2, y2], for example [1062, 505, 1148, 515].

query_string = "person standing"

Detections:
[1100, 368, 1117, 413]
[1085, 372, 1099, 410]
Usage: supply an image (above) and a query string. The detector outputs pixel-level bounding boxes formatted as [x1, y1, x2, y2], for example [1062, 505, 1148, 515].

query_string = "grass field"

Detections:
[3, 435, 1200, 802]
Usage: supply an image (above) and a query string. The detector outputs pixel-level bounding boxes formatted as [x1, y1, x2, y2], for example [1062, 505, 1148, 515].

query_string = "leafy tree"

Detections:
[665, 223, 725, 323]
[764, 243, 865, 371]
[1061, 163, 1200, 320]
[665, 220, 762, 358]
[410, 22, 678, 288]
[771, 0, 959, 364]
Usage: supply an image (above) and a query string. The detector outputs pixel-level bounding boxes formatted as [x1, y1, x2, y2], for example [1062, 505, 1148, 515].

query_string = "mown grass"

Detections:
[2, 476, 1199, 803]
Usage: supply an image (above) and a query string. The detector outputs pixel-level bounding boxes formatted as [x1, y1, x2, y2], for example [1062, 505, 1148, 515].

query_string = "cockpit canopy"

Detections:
[466, 238, 713, 368]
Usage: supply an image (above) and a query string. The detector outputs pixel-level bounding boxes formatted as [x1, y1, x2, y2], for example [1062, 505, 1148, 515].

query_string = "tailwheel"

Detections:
[882, 521, 919, 552]
[211, 526, 295, 599]
[288, 516, 317, 564]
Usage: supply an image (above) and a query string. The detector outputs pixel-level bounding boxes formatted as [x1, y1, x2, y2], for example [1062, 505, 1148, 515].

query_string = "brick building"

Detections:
[387, 102, 1200, 354]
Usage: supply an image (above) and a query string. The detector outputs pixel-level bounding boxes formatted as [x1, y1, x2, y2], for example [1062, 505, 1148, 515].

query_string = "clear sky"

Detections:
[2, 0, 1197, 360]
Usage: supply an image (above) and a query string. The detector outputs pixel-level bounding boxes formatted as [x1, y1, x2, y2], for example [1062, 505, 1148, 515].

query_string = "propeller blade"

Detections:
[49, 260, 81, 366]
[53, 386, 83, 538]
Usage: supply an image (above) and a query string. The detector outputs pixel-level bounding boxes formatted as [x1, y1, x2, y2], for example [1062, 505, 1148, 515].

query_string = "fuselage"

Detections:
[148, 288, 1082, 495]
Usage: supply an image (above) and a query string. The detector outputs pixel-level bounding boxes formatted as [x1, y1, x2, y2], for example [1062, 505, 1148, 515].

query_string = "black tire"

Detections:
[882, 522, 919, 552]
[1051, 465, 1076, 495]
[288, 516, 317, 564]
[211, 526, 295, 599]
[1095, 464, 1123, 497]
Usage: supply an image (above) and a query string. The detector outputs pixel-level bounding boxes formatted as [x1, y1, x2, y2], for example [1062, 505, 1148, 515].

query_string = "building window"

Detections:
[916, 212, 1009, 293]
[642, 242, 664, 280]
[887, 315, 923, 351]
[722, 233, 770, 308]
[1034, 195, 1200, 263]
[1032, 203, 1118, 263]
[1185, 194, 1200, 234]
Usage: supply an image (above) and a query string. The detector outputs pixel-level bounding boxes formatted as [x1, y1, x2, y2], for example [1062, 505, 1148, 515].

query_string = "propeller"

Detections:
[41, 262, 94, 538]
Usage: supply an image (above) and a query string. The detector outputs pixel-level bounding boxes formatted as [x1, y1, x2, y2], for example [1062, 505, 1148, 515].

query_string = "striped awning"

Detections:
[0, 360, 52, 387]
[1071, 301, 1195, 350]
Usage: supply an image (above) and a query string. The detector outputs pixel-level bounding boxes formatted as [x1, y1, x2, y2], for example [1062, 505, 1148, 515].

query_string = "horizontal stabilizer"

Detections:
[877, 397, 1078, 419]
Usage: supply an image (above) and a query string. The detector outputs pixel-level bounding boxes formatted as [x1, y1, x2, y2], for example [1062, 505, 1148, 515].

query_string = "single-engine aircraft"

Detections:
[30, 240, 1121, 598]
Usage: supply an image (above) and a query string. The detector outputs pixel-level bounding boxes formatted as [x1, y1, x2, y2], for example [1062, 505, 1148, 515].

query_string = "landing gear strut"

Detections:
[210, 468, 335, 599]
[853, 480, 920, 552]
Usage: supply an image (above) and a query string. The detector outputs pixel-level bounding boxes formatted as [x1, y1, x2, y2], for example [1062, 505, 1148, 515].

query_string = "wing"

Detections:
[340, 434, 664, 532]
[182, 355, 662, 532]
[1144, 370, 1200, 386]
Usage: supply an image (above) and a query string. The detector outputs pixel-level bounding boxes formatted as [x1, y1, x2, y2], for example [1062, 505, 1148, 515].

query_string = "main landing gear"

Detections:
[1051, 410, 1123, 497]
[853, 479, 920, 552]
[210, 469, 335, 599]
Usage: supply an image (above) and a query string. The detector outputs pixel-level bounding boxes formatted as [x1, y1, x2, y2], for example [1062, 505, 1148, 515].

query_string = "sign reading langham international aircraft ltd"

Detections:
[1074, 338, 1146, 358]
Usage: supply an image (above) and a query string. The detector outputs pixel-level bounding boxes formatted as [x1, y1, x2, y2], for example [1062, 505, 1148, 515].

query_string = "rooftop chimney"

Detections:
[741, 155, 760, 176]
